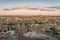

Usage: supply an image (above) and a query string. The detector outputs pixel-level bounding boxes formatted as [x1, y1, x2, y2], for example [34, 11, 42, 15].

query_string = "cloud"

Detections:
[0, 5, 60, 16]
[3, 5, 56, 11]
[48, 6, 60, 10]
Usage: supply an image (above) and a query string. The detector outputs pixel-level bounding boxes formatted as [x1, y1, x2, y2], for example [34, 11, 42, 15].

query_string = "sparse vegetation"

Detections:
[0, 16, 60, 40]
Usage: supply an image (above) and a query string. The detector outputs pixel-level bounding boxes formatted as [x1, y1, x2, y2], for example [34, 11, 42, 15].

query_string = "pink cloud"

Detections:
[3, 5, 56, 11]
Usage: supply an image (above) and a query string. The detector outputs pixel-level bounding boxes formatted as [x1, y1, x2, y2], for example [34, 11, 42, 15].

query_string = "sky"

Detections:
[0, 0, 60, 8]
[0, 0, 60, 16]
